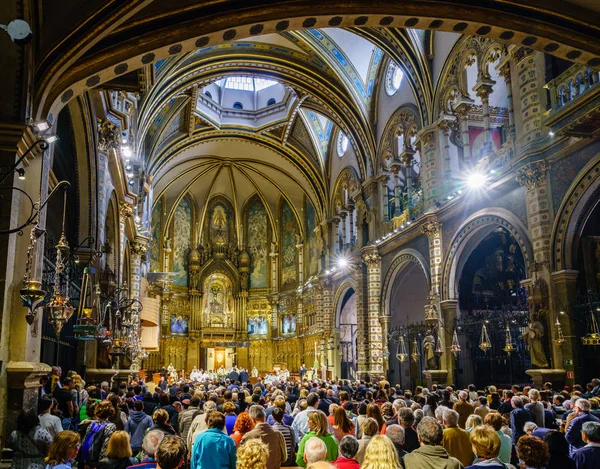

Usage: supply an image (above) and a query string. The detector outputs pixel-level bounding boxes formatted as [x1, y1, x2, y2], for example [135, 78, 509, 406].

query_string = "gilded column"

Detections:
[454, 96, 474, 167]
[421, 220, 443, 296]
[498, 61, 516, 140]
[362, 248, 383, 377]
[119, 202, 133, 284]
[129, 238, 148, 302]
[415, 128, 439, 210]
[390, 161, 402, 217]
[473, 78, 496, 158]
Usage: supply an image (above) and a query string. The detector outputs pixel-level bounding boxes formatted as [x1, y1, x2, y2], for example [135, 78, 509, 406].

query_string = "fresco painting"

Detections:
[281, 200, 297, 287]
[172, 196, 191, 286]
[247, 198, 268, 288]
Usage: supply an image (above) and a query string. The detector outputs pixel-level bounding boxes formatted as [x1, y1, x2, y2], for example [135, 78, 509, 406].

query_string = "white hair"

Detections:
[434, 406, 445, 422]
[386, 424, 405, 445]
[459, 391, 468, 400]
[524, 422, 538, 433]
[576, 399, 592, 412]
[443, 409, 459, 427]
[528, 389, 540, 401]
[392, 399, 406, 412]
[143, 430, 165, 456]
[304, 437, 328, 464]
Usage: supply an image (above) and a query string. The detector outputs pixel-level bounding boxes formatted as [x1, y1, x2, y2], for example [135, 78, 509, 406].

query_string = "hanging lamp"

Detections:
[411, 337, 420, 362]
[451, 329, 461, 357]
[582, 307, 600, 346]
[434, 331, 444, 357]
[396, 335, 408, 363]
[554, 317, 566, 346]
[503, 325, 516, 355]
[479, 323, 492, 353]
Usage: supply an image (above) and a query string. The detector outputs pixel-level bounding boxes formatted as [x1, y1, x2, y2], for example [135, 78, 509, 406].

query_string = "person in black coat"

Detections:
[544, 430, 576, 469]
[574, 421, 600, 469]
[510, 396, 534, 447]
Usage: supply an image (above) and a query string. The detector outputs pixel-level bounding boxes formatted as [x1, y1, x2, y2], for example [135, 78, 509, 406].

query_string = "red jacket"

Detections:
[334, 456, 361, 469]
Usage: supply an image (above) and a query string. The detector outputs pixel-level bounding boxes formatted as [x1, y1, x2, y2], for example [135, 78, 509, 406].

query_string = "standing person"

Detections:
[236, 438, 269, 469]
[155, 436, 186, 469]
[126, 430, 165, 469]
[573, 422, 600, 469]
[296, 412, 338, 468]
[510, 396, 534, 447]
[151, 409, 176, 436]
[386, 425, 407, 461]
[403, 417, 462, 469]
[516, 436, 550, 469]
[223, 402, 237, 435]
[271, 407, 296, 467]
[453, 391, 474, 429]
[191, 412, 236, 469]
[332, 406, 355, 441]
[566, 399, 600, 455]
[300, 364, 307, 381]
[82, 400, 118, 467]
[178, 395, 200, 443]
[44, 430, 81, 469]
[484, 412, 512, 464]
[230, 412, 255, 448]
[125, 401, 154, 455]
[366, 403, 386, 434]
[38, 396, 63, 439]
[474, 398, 490, 420]
[466, 425, 507, 469]
[442, 409, 474, 467]
[543, 431, 576, 469]
[398, 408, 420, 453]
[356, 418, 379, 464]
[240, 405, 287, 469]
[361, 435, 401, 469]
[526, 389, 546, 428]
[333, 436, 361, 469]
[292, 393, 320, 440]
[97, 431, 137, 469]
[54, 377, 76, 430]
[8, 409, 53, 469]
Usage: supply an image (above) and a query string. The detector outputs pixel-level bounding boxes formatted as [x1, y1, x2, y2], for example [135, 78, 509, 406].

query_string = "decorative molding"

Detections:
[97, 118, 121, 152]
[516, 161, 550, 191]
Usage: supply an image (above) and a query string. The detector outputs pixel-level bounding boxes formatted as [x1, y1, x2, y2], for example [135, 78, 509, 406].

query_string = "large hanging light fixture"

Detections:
[396, 335, 408, 363]
[479, 324, 492, 353]
[434, 330, 444, 357]
[582, 306, 600, 346]
[74, 267, 103, 340]
[554, 317, 566, 346]
[451, 329, 461, 357]
[45, 190, 74, 334]
[503, 325, 516, 355]
[20, 225, 46, 324]
[411, 337, 420, 362]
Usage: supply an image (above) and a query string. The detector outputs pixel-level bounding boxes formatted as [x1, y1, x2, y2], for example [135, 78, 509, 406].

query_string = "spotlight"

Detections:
[466, 172, 486, 189]
[447, 195, 453, 200]
[122, 137, 128, 144]
[16, 168, 25, 180]
[74, 257, 80, 264]
[33, 121, 50, 133]
[337, 257, 348, 268]
[45, 135, 58, 144]
[0, 19, 33, 45]
[122, 146, 133, 157]
[549, 131, 555, 137]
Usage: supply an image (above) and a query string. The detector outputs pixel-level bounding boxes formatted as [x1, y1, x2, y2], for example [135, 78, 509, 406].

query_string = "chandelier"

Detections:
[479, 323, 492, 353]
[411, 338, 420, 362]
[582, 307, 600, 346]
[503, 325, 516, 355]
[451, 329, 461, 357]
[434, 330, 444, 357]
[553, 317, 566, 346]
[396, 335, 408, 363]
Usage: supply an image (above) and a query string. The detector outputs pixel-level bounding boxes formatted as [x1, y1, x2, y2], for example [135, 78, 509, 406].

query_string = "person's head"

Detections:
[478, 396, 488, 407]
[459, 391, 468, 401]
[45, 430, 80, 465]
[106, 431, 133, 459]
[442, 409, 459, 428]
[339, 435, 359, 459]
[484, 412, 503, 431]
[528, 389, 540, 402]
[417, 416, 444, 446]
[362, 418, 379, 437]
[233, 412, 255, 434]
[470, 425, 500, 459]
[304, 437, 328, 465]
[237, 438, 269, 469]
[39, 395, 55, 413]
[133, 400, 144, 412]
[155, 436, 186, 469]
[206, 411, 225, 430]
[524, 421, 538, 435]
[203, 400, 217, 414]
[574, 398, 591, 415]
[465, 414, 483, 431]
[95, 400, 115, 420]
[517, 436, 550, 469]
[362, 435, 400, 469]
[143, 430, 165, 458]
[397, 407, 415, 429]
[543, 430, 570, 457]
[307, 411, 329, 437]
[386, 424, 405, 446]
[153, 408, 170, 426]
[511, 396, 524, 408]
[333, 405, 353, 433]
[248, 404, 266, 423]
[307, 392, 319, 408]
[582, 421, 600, 444]
[223, 401, 236, 414]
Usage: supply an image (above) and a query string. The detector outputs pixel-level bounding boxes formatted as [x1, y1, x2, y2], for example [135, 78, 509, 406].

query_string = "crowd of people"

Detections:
[7, 365, 600, 469]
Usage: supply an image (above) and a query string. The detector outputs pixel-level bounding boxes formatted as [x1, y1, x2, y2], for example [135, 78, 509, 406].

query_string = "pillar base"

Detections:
[525, 368, 566, 389]
[423, 369, 449, 388]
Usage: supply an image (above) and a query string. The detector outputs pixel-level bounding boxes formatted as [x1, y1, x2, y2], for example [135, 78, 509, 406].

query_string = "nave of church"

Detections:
[1, 0, 600, 443]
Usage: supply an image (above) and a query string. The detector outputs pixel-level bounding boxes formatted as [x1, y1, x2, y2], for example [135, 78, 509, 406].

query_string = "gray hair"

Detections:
[443, 409, 459, 427]
[392, 399, 406, 413]
[511, 396, 524, 408]
[414, 408, 424, 425]
[339, 435, 359, 458]
[143, 430, 165, 456]
[248, 404, 266, 420]
[434, 406, 445, 422]
[524, 422, 538, 433]
[417, 416, 444, 446]
[204, 400, 217, 412]
[459, 391, 468, 400]
[583, 421, 600, 443]
[304, 437, 328, 464]
[576, 399, 592, 412]
[386, 424, 405, 445]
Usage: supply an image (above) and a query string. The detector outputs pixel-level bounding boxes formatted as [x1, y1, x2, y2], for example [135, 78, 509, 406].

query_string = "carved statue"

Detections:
[422, 331, 437, 370]
[523, 313, 549, 368]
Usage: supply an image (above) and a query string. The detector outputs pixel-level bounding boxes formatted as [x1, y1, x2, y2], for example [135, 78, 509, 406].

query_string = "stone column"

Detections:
[400, 147, 416, 212]
[498, 61, 516, 140]
[347, 202, 355, 247]
[473, 78, 496, 159]
[352, 262, 369, 378]
[362, 248, 383, 377]
[119, 202, 133, 285]
[454, 97, 474, 167]
[437, 115, 456, 195]
[439, 300, 459, 379]
[339, 211, 347, 252]
[353, 194, 366, 248]
[415, 128, 439, 210]
[390, 163, 402, 217]
[551, 270, 579, 387]
[332, 217, 341, 255]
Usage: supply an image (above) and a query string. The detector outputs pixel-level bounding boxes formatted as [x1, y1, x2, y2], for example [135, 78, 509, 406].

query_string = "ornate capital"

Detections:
[130, 241, 147, 259]
[362, 251, 381, 268]
[119, 202, 134, 220]
[421, 220, 442, 239]
[516, 161, 550, 190]
[97, 118, 121, 152]
[498, 63, 511, 82]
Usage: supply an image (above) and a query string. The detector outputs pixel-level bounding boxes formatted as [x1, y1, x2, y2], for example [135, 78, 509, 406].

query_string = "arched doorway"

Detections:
[455, 226, 531, 388]
[386, 258, 430, 389]
[338, 287, 357, 380]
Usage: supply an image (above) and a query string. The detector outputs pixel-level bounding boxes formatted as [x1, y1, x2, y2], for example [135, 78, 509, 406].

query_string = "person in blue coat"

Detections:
[510, 396, 534, 447]
[574, 421, 600, 469]
[125, 401, 153, 454]
[191, 411, 236, 469]
[566, 399, 600, 456]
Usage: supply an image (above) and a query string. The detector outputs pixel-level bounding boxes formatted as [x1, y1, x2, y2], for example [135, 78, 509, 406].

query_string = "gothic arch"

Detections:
[441, 208, 532, 301]
[331, 167, 361, 215]
[334, 280, 358, 329]
[381, 248, 430, 317]
[551, 155, 600, 271]
[376, 104, 422, 168]
[105, 193, 120, 275]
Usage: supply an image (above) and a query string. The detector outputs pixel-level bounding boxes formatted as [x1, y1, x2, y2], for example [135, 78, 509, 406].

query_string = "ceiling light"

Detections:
[45, 135, 58, 144]
[17, 168, 25, 180]
[549, 131, 555, 137]
[467, 172, 486, 189]
[33, 121, 50, 133]
[337, 258, 349, 268]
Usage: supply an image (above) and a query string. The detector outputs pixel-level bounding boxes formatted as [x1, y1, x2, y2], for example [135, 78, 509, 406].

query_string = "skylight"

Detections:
[222, 76, 278, 91]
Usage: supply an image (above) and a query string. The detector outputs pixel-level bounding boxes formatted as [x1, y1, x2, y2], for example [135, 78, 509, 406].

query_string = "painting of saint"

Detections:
[210, 204, 229, 245]
[170, 315, 189, 335]
[282, 315, 296, 334]
[150, 198, 162, 271]
[305, 200, 319, 276]
[247, 198, 268, 288]
[248, 317, 268, 335]
[172, 197, 191, 286]
[281, 201, 297, 287]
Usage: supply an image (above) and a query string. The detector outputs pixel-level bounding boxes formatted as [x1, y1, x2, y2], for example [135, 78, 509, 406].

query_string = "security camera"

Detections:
[0, 19, 33, 45]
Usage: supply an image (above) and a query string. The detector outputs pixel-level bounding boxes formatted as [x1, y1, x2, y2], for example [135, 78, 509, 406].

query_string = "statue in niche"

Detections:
[211, 205, 228, 245]
[523, 311, 549, 368]
[422, 331, 437, 370]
